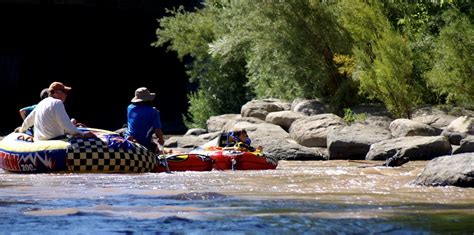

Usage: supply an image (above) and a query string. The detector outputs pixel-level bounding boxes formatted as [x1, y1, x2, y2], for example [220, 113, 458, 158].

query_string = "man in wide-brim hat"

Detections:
[125, 87, 164, 153]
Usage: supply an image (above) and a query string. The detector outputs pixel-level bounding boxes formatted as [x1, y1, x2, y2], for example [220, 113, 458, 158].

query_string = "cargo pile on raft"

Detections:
[0, 128, 278, 173]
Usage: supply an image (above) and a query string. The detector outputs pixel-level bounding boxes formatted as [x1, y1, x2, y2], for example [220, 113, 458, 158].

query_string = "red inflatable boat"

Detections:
[209, 148, 278, 170]
[154, 153, 214, 172]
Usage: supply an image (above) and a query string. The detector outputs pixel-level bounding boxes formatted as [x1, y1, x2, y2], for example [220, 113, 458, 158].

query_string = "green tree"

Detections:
[154, 5, 252, 128]
[426, 8, 474, 108]
[208, 1, 357, 111]
[338, 1, 421, 118]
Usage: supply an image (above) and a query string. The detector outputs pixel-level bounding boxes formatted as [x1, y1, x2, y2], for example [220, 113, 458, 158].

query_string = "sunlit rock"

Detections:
[414, 153, 474, 188]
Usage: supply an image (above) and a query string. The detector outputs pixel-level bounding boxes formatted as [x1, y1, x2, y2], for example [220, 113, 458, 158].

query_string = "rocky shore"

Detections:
[165, 99, 474, 188]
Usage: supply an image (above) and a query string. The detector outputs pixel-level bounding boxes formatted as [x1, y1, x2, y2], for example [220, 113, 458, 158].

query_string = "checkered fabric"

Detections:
[67, 137, 156, 173]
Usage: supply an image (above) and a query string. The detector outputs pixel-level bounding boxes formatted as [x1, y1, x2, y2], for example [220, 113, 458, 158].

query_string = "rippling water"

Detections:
[1, 160, 473, 234]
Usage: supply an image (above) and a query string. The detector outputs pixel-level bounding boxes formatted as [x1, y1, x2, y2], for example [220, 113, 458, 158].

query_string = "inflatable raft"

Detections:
[189, 135, 279, 170]
[209, 148, 278, 170]
[0, 128, 157, 173]
[154, 153, 213, 172]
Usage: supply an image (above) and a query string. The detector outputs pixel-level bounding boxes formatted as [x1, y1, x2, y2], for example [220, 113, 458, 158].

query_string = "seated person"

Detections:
[18, 88, 49, 135]
[125, 87, 164, 154]
[226, 129, 262, 152]
[19, 81, 96, 141]
[19, 88, 49, 120]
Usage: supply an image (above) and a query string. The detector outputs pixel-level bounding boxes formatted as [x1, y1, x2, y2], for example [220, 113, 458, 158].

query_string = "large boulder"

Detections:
[291, 99, 329, 116]
[366, 136, 452, 161]
[163, 135, 207, 149]
[231, 122, 289, 139]
[289, 114, 345, 147]
[327, 124, 391, 160]
[453, 135, 474, 154]
[412, 106, 458, 130]
[350, 104, 393, 128]
[444, 116, 474, 134]
[414, 153, 474, 187]
[441, 130, 468, 145]
[265, 111, 306, 131]
[207, 114, 240, 132]
[222, 117, 266, 132]
[198, 131, 221, 141]
[241, 99, 290, 120]
[252, 136, 327, 161]
[389, 119, 437, 137]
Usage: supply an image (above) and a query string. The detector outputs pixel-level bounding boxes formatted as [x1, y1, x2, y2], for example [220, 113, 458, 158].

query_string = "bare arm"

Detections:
[54, 101, 82, 136]
[154, 128, 164, 145]
[19, 109, 27, 120]
[19, 109, 35, 132]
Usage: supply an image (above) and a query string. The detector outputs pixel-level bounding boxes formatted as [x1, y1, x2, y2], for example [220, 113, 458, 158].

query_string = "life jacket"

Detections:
[227, 131, 251, 146]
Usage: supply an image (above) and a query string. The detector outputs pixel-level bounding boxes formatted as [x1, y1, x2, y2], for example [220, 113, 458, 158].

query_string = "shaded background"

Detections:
[0, 0, 200, 135]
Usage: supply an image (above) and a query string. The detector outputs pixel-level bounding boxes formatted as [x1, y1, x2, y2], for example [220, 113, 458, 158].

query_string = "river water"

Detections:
[0, 160, 473, 234]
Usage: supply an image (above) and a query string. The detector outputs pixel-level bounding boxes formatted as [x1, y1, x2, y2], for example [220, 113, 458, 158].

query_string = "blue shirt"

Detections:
[125, 103, 162, 146]
[22, 104, 37, 117]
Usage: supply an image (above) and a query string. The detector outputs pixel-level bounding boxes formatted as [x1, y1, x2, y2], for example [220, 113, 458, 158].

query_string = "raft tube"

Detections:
[210, 149, 278, 170]
[154, 154, 214, 172]
[0, 128, 156, 173]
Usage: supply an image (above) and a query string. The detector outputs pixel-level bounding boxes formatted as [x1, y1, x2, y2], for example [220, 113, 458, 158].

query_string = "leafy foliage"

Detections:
[337, 1, 422, 118]
[343, 108, 368, 125]
[154, 0, 474, 128]
[426, 8, 474, 108]
[154, 5, 252, 129]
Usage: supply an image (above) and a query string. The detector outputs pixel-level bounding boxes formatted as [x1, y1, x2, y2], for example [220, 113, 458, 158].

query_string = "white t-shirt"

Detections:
[20, 97, 81, 141]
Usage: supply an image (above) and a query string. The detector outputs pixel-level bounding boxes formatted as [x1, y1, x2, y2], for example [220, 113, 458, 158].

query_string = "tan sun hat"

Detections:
[131, 87, 155, 103]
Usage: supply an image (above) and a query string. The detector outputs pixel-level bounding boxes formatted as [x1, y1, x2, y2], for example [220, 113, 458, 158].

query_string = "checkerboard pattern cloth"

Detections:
[67, 138, 156, 173]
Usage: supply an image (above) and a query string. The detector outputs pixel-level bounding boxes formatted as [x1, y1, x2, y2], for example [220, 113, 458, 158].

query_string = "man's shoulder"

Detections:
[39, 97, 63, 107]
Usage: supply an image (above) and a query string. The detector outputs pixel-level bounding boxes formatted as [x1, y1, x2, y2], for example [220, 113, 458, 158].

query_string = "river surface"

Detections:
[0, 160, 473, 234]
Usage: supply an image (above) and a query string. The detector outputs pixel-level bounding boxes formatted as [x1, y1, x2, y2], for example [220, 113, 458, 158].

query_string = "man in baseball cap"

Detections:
[20, 81, 96, 140]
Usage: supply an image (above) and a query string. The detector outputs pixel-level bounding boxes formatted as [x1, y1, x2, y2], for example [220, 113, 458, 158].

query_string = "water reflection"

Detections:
[0, 160, 473, 233]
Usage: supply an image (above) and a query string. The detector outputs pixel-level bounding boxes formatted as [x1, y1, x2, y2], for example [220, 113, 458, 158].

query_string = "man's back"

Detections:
[126, 103, 161, 145]
[21, 97, 79, 140]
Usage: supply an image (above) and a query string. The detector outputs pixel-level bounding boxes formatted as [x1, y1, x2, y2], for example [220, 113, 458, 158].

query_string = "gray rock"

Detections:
[346, 104, 393, 128]
[265, 110, 306, 131]
[292, 99, 329, 116]
[252, 136, 327, 161]
[185, 128, 207, 136]
[383, 150, 409, 167]
[163, 136, 207, 149]
[232, 122, 289, 139]
[366, 136, 452, 161]
[207, 114, 241, 132]
[198, 131, 222, 140]
[289, 114, 345, 147]
[389, 119, 437, 137]
[327, 124, 391, 160]
[441, 130, 468, 145]
[241, 99, 290, 120]
[412, 106, 458, 130]
[453, 135, 474, 154]
[414, 153, 474, 187]
[444, 116, 474, 134]
[223, 117, 266, 132]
